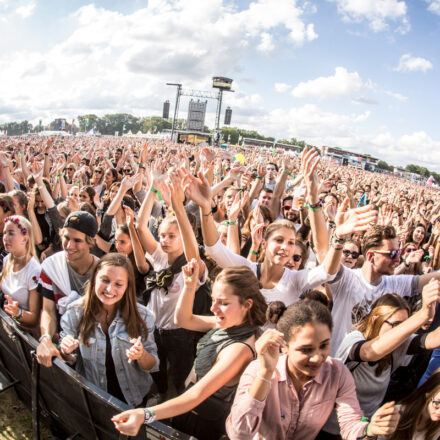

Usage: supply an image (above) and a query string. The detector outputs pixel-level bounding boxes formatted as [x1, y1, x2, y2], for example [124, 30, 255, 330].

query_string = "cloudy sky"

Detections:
[0, 0, 439, 170]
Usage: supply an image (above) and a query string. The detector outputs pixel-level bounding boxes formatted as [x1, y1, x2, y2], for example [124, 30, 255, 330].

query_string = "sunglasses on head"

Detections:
[342, 250, 360, 259]
[372, 249, 402, 260]
[292, 254, 302, 262]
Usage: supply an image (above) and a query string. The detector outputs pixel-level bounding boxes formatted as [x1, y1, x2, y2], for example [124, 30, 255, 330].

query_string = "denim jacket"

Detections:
[60, 298, 159, 407]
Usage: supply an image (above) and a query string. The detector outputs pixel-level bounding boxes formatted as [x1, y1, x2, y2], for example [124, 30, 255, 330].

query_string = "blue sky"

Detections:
[0, 0, 439, 170]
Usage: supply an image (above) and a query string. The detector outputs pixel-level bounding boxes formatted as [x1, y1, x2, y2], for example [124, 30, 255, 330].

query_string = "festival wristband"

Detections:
[150, 187, 163, 201]
[283, 170, 295, 179]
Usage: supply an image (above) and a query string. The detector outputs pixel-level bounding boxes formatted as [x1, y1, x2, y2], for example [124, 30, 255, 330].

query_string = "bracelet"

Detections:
[150, 187, 163, 201]
[328, 221, 336, 229]
[256, 374, 271, 384]
[143, 407, 156, 425]
[202, 210, 212, 217]
[366, 421, 376, 438]
[249, 250, 259, 256]
[283, 170, 295, 179]
[38, 183, 46, 189]
[39, 334, 52, 343]
[225, 220, 237, 226]
[331, 232, 346, 249]
[256, 175, 263, 180]
[17, 307, 23, 319]
[304, 200, 323, 211]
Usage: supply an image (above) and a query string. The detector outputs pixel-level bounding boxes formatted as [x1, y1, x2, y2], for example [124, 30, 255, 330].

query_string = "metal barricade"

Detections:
[0, 309, 193, 440]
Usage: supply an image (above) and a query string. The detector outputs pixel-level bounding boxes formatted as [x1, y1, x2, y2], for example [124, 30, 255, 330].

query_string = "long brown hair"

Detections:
[258, 219, 297, 263]
[215, 266, 267, 327]
[388, 369, 440, 440]
[355, 293, 410, 376]
[79, 253, 147, 346]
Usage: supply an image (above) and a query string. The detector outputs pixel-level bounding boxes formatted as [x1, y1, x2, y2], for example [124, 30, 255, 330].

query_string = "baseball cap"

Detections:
[64, 211, 98, 238]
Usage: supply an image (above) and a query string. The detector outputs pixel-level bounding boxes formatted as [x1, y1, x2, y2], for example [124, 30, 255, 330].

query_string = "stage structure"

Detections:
[166, 77, 233, 146]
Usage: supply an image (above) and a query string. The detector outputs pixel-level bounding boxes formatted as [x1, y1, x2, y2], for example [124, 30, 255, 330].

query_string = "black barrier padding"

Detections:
[0, 310, 194, 440]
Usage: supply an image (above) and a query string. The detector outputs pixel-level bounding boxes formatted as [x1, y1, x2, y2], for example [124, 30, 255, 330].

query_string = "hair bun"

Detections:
[266, 301, 287, 325]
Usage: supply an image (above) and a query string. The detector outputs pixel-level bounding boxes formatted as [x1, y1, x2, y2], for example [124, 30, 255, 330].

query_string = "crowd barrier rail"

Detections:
[0, 309, 193, 440]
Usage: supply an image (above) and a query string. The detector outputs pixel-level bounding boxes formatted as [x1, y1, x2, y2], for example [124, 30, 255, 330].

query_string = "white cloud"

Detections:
[274, 82, 291, 92]
[257, 32, 275, 53]
[15, 1, 35, 18]
[0, 1, 318, 123]
[384, 90, 408, 101]
[330, 0, 409, 33]
[291, 67, 368, 99]
[426, 0, 440, 15]
[395, 54, 433, 72]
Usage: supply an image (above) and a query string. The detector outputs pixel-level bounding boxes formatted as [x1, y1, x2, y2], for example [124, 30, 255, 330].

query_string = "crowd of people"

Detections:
[1, 134, 440, 439]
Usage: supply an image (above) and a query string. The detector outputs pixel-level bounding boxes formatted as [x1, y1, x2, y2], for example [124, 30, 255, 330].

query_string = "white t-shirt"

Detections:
[205, 239, 335, 306]
[329, 265, 419, 355]
[145, 245, 207, 330]
[1, 255, 41, 310]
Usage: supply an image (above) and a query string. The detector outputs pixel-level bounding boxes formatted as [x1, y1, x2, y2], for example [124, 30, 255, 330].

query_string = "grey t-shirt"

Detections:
[323, 330, 414, 435]
[52, 262, 90, 300]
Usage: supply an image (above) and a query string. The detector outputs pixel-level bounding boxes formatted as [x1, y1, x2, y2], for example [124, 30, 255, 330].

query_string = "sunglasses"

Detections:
[95, 170, 103, 174]
[123, 169, 132, 173]
[384, 320, 403, 328]
[405, 247, 417, 253]
[292, 254, 302, 262]
[372, 249, 402, 260]
[67, 167, 74, 171]
[342, 250, 360, 259]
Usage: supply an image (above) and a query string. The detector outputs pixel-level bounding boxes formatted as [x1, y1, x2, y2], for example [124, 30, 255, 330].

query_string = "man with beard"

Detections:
[329, 224, 440, 355]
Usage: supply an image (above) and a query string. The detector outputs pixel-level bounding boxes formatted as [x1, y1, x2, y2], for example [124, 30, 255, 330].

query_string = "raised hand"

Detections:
[166, 171, 185, 208]
[93, 193, 103, 211]
[60, 335, 80, 355]
[123, 206, 135, 227]
[421, 278, 440, 321]
[228, 161, 243, 181]
[182, 258, 199, 290]
[255, 329, 286, 375]
[405, 249, 424, 265]
[182, 171, 212, 210]
[120, 175, 136, 191]
[229, 191, 249, 222]
[335, 198, 378, 238]
[250, 223, 265, 249]
[301, 147, 320, 200]
[30, 161, 44, 182]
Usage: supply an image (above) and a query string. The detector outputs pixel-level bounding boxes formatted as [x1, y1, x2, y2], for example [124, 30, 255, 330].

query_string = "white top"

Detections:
[1, 255, 41, 310]
[146, 245, 208, 330]
[329, 265, 419, 355]
[205, 239, 335, 306]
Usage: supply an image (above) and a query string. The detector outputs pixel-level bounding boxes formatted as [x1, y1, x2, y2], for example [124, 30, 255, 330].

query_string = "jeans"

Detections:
[152, 328, 197, 394]
[419, 347, 440, 387]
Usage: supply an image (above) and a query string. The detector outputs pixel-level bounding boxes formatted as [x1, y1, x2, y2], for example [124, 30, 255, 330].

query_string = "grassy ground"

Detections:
[0, 388, 52, 440]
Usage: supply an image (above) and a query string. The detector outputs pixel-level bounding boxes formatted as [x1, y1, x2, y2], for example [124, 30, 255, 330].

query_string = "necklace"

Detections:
[79, 256, 95, 275]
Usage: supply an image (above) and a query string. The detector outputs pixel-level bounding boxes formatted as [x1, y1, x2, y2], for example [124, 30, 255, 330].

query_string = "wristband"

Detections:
[39, 334, 52, 343]
[283, 170, 295, 179]
[331, 232, 346, 249]
[249, 250, 259, 256]
[226, 220, 237, 226]
[38, 183, 46, 189]
[304, 200, 323, 211]
[256, 175, 263, 180]
[202, 210, 212, 217]
[150, 187, 163, 201]
[143, 407, 156, 425]
[17, 307, 23, 319]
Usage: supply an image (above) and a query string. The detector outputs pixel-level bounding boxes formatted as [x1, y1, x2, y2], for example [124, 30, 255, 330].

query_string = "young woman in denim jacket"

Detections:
[59, 253, 159, 407]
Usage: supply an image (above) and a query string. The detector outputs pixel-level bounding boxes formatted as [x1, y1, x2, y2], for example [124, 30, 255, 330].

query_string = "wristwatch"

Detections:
[143, 407, 156, 425]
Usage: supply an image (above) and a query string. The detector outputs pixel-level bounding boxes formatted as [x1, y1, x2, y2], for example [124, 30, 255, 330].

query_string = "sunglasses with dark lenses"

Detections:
[292, 254, 302, 262]
[384, 320, 403, 328]
[67, 167, 74, 171]
[342, 250, 360, 259]
[405, 247, 417, 253]
[373, 249, 402, 260]
[95, 170, 103, 174]
[123, 169, 132, 173]
[283, 205, 293, 210]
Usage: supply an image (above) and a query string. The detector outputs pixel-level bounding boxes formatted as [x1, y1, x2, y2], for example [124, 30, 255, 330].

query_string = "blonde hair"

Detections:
[355, 293, 410, 376]
[1, 215, 38, 280]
